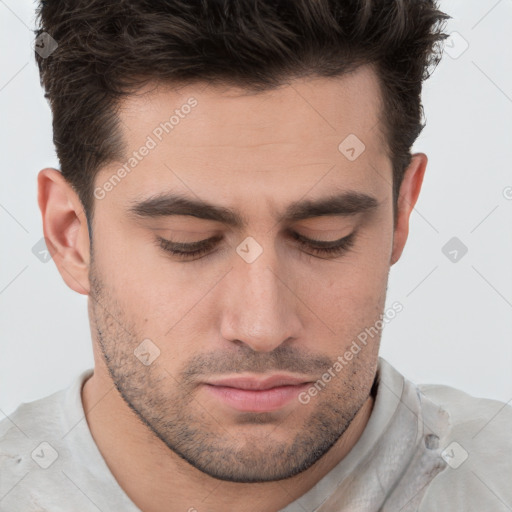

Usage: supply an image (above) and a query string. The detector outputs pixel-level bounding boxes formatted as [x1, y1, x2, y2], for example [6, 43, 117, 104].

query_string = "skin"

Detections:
[37, 64, 426, 512]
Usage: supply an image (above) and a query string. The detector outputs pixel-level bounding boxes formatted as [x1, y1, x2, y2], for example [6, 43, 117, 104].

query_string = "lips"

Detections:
[202, 374, 313, 412]
[204, 374, 311, 390]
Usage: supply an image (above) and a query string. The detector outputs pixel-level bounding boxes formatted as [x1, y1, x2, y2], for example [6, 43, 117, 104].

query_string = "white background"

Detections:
[1, 0, 511, 417]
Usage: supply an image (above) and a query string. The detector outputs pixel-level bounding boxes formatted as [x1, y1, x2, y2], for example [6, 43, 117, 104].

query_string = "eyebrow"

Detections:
[126, 190, 380, 229]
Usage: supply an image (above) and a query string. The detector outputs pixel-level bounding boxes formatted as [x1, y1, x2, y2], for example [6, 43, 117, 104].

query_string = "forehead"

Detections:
[118, 64, 385, 150]
[97, 65, 390, 214]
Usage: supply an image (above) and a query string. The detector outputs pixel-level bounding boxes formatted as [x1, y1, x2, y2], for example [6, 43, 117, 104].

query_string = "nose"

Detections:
[219, 248, 303, 352]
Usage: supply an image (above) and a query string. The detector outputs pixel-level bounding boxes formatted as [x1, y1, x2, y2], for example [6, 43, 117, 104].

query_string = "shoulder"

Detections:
[418, 382, 512, 441]
[0, 371, 93, 510]
[0, 391, 64, 509]
[417, 383, 512, 511]
[0, 387, 68, 472]
[0, 370, 92, 445]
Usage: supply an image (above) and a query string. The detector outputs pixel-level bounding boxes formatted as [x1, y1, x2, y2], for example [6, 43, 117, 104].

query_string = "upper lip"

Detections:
[204, 374, 312, 391]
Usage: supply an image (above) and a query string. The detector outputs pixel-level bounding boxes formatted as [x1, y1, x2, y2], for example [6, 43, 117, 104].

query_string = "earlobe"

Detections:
[37, 168, 91, 295]
[390, 153, 428, 266]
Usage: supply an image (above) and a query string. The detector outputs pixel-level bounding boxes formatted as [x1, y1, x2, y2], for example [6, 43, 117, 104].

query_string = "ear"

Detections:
[37, 168, 91, 295]
[390, 153, 428, 266]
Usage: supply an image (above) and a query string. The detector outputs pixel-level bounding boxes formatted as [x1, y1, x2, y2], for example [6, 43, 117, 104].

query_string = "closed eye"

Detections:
[156, 231, 356, 261]
[290, 231, 356, 258]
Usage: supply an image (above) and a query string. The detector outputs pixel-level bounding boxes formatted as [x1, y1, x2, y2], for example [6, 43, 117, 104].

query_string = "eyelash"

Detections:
[156, 232, 356, 261]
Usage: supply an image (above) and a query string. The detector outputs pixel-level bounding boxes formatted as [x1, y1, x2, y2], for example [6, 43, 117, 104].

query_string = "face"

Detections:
[87, 65, 395, 483]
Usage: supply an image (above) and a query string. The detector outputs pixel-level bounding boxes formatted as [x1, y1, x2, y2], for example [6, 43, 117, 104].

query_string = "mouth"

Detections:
[205, 374, 312, 390]
[202, 374, 313, 412]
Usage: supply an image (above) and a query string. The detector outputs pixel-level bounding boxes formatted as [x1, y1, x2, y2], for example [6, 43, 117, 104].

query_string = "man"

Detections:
[1, 0, 510, 511]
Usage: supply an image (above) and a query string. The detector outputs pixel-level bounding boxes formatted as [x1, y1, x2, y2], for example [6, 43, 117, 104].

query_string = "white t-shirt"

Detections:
[0, 357, 510, 511]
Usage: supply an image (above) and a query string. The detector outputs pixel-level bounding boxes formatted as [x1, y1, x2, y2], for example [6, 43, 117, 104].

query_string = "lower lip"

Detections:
[203, 383, 311, 412]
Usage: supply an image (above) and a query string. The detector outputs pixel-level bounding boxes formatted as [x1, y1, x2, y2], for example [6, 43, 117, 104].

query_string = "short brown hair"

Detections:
[34, 0, 450, 229]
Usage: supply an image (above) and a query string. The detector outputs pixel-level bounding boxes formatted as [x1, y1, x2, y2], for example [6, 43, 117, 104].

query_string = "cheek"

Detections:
[95, 226, 227, 352]
[304, 228, 391, 347]
[90, 219, 178, 318]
